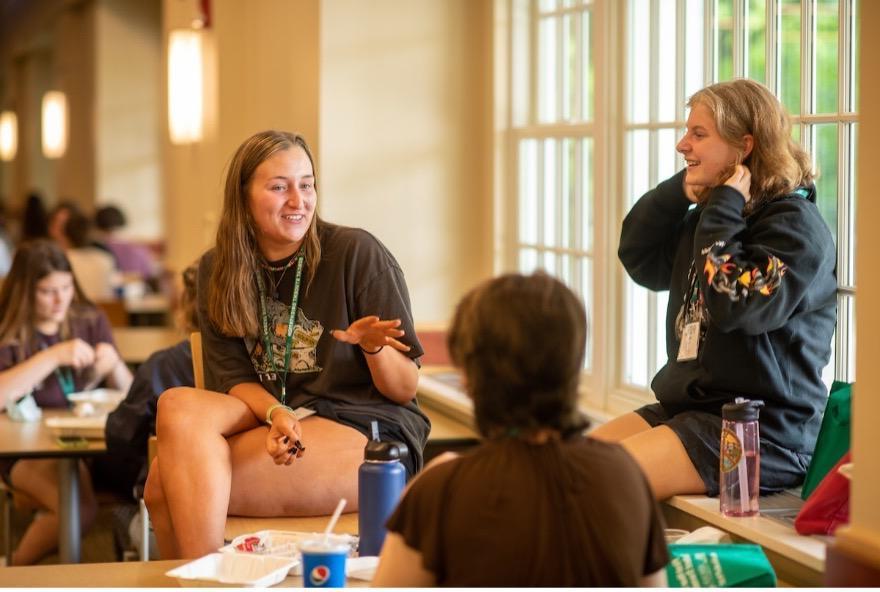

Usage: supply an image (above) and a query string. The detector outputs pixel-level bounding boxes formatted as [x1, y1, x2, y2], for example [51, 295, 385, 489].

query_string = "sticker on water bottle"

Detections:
[720, 428, 742, 473]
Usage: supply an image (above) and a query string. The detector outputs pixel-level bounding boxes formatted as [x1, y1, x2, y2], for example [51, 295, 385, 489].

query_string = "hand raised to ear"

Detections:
[723, 164, 752, 203]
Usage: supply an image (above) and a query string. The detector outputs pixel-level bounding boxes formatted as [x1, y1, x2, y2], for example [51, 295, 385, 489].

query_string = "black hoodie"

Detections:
[619, 169, 837, 456]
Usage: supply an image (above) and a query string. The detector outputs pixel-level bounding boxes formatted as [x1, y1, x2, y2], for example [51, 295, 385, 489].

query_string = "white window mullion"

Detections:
[705, 0, 716, 82]
[733, 0, 745, 77]
[801, 0, 814, 119]
[766, 0, 778, 93]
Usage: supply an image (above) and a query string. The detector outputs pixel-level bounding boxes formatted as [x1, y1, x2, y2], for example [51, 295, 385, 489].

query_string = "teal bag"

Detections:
[667, 544, 777, 587]
[801, 381, 852, 500]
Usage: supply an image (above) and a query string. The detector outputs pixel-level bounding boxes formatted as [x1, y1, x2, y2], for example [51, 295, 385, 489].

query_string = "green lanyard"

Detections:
[55, 367, 76, 397]
[39, 341, 77, 398]
[255, 256, 304, 406]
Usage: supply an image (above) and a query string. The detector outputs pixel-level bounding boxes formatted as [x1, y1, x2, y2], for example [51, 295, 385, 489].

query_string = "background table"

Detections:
[111, 326, 183, 365]
[0, 411, 107, 563]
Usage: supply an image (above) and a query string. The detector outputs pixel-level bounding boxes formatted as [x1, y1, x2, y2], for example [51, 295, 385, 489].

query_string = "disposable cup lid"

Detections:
[299, 540, 350, 554]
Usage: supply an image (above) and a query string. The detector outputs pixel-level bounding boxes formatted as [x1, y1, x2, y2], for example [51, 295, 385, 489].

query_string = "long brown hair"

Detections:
[208, 131, 322, 337]
[447, 272, 589, 438]
[0, 239, 92, 351]
[689, 78, 814, 211]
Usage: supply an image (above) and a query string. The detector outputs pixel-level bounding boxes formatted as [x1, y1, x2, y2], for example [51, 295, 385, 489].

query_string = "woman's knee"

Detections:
[156, 387, 201, 433]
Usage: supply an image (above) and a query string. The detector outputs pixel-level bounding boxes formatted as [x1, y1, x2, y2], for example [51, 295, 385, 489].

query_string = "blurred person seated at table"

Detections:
[373, 272, 669, 587]
[50, 201, 119, 302]
[105, 262, 199, 498]
[0, 239, 133, 566]
[94, 204, 160, 289]
[18, 191, 50, 243]
[143, 130, 428, 560]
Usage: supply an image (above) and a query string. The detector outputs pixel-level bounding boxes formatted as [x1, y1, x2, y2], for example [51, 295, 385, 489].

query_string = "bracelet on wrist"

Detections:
[360, 344, 384, 355]
[265, 403, 295, 425]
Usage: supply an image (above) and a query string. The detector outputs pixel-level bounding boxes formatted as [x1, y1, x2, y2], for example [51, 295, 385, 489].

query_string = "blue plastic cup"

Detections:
[300, 540, 348, 588]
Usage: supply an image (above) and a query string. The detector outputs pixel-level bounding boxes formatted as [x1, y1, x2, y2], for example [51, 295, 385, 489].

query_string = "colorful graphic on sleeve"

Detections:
[703, 245, 787, 302]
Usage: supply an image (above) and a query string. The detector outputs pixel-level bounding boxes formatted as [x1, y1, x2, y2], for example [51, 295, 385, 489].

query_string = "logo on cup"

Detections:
[309, 565, 331, 586]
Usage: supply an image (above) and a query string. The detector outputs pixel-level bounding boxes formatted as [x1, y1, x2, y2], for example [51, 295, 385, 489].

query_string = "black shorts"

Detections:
[633, 403, 811, 496]
[309, 399, 430, 479]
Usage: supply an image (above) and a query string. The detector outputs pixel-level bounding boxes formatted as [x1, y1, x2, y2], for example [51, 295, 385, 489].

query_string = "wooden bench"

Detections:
[662, 493, 827, 586]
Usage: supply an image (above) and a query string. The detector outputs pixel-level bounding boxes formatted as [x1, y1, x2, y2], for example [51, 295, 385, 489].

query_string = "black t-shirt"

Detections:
[198, 221, 430, 471]
[387, 436, 669, 586]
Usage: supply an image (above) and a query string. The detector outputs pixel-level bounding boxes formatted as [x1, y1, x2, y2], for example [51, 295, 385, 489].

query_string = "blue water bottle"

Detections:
[358, 421, 407, 557]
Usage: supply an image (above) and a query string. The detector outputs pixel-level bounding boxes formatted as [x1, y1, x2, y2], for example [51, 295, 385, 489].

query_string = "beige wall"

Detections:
[95, 0, 162, 239]
[319, 0, 494, 323]
[163, 0, 494, 324]
[841, 0, 880, 569]
[162, 0, 320, 273]
[0, 0, 96, 211]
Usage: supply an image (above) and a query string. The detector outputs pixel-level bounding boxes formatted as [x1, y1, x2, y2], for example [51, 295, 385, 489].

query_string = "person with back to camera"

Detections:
[373, 272, 669, 587]
[105, 262, 200, 500]
[590, 79, 837, 500]
[143, 130, 429, 559]
[0, 240, 133, 565]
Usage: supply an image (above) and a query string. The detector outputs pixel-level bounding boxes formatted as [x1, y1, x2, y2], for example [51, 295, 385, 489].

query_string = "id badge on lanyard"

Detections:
[677, 261, 703, 362]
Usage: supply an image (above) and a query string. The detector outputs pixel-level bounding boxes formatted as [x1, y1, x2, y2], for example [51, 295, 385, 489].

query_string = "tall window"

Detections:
[507, 0, 603, 382]
[503, 0, 858, 414]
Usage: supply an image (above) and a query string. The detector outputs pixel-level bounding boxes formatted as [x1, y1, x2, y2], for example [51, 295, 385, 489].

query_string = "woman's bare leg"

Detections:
[226, 416, 366, 517]
[618, 425, 706, 499]
[147, 387, 368, 558]
[589, 412, 705, 499]
[9, 459, 97, 566]
[588, 411, 653, 441]
[147, 387, 257, 559]
[142, 457, 179, 560]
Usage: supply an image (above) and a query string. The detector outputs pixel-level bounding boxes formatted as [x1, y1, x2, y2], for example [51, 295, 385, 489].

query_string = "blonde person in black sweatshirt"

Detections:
[593, 79, 837, 500]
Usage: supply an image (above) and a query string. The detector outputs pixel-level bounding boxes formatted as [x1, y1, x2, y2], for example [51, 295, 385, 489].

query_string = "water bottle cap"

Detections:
[364, 439, 408, 461]
[722, 397, 765, 421]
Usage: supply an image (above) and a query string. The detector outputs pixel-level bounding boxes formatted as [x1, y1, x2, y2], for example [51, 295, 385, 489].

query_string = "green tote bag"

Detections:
[801, 380, 852, 500]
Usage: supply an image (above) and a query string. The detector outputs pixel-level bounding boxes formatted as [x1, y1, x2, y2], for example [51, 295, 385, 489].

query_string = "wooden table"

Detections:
[111, 326, 183, 364]
[0, 555, 372, 587]
[0, 411, 107, 563]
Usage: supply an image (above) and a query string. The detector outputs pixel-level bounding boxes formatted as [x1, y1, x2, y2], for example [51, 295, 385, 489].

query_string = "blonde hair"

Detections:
[0, 239, 92, 353]
[208, 131, 322, 337]
[689, 78, 814, 211]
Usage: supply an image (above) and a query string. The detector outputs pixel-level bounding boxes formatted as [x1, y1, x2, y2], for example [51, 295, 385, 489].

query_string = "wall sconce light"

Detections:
[168, 29, 204, 144]
[42, 91, 68, 159]
[0, 111, 16, 161]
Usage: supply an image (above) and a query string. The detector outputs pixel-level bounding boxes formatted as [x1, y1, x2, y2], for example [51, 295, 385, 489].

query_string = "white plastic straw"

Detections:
[735, 422, 750, 513]
[323, 498, 347, 544]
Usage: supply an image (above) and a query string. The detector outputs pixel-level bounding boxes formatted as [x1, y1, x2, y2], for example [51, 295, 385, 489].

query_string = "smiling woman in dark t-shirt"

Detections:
[373, 272, 669, 587]
[143, 131, 428, 560]
[0, 239, 132, 565]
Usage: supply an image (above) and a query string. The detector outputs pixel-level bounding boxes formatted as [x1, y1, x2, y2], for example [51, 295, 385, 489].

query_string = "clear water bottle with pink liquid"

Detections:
[719, 398, 764, 517]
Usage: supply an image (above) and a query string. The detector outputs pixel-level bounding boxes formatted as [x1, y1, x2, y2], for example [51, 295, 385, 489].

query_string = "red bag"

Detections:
[794, 452, 851, 535]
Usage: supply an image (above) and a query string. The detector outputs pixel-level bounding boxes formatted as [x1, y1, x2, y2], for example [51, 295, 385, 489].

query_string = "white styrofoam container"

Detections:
[165, 553, 297, 587]
[220, 530, 358, 560]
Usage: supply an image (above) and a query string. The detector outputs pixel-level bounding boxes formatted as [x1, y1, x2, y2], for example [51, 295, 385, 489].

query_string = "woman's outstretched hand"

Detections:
[331, 316, 411, 354]
[266, 410, 305, 466]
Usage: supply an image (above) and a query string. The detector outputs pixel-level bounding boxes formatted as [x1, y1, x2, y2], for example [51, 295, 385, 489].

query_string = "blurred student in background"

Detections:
[94, 205, 159, 287]
[0, 240, 132, 565]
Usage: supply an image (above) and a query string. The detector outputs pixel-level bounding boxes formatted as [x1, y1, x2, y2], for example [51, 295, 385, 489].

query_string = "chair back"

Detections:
[191, 331, 204, 389]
